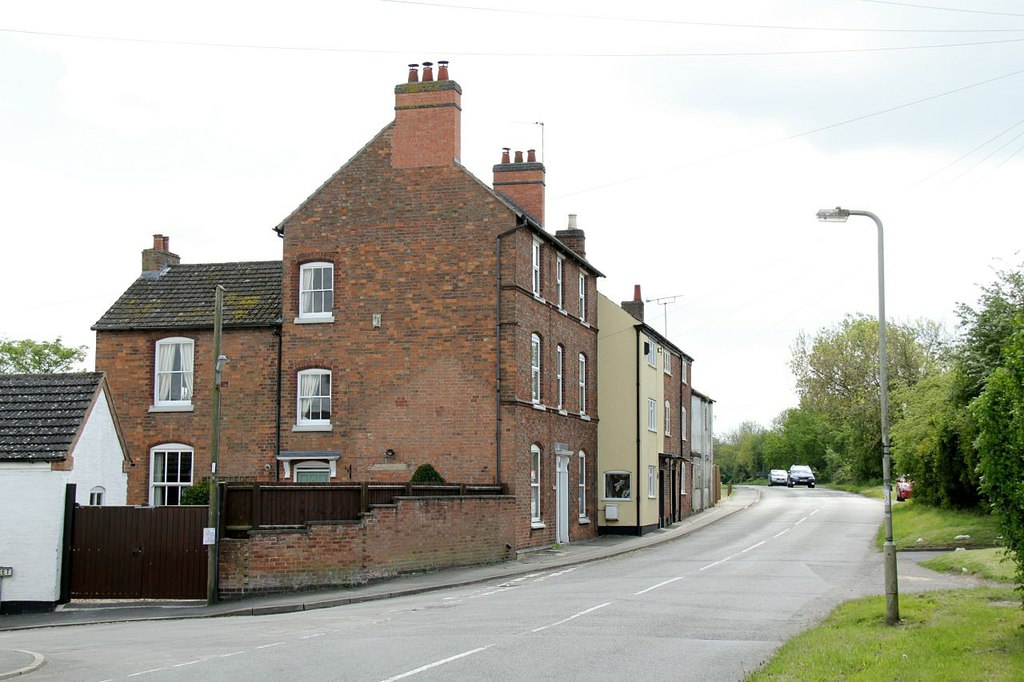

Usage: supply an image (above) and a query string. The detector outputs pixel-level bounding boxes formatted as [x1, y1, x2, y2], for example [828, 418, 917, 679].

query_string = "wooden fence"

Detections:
[222, 482, 505, 535]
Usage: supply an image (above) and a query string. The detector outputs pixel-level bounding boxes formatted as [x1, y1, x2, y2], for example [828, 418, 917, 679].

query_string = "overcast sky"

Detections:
[3, 0, 1022, 435]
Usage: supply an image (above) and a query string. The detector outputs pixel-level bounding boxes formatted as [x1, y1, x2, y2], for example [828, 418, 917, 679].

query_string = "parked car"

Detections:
[768, 469, 790, 487]
[787, 465, 816, 488]
[896, 477, 913, 501]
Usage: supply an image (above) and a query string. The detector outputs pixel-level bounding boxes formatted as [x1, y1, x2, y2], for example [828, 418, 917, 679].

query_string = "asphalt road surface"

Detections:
[1, 488, 962, 681]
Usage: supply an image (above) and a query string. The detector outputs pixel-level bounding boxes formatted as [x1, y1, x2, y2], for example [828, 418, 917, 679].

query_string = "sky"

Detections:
[2, 0, 1023, 435]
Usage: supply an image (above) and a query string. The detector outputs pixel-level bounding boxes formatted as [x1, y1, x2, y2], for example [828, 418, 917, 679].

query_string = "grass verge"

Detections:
[748, 588, 1024, 681]
[920, 547, 1016, 583]
[880, 500, 1003, 550]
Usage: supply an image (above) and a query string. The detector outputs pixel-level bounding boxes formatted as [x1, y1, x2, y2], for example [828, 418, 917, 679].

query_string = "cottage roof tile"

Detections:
[0, 372, 104, 461]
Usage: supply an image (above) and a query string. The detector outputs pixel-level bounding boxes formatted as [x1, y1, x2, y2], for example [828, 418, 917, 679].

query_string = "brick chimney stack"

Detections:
[392, 60, 462, 169]
[493, 148, 546, 225]
[555, 213, 586, 258]
[621, 284, 645, 322]
[142, 234, 180, 274]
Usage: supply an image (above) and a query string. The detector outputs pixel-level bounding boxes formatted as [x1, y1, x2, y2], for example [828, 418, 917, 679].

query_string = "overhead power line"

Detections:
[861, 0, 1024, 18]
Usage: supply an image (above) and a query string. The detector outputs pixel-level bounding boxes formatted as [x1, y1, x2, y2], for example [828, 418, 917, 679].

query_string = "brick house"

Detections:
[94, 61, 601, 550]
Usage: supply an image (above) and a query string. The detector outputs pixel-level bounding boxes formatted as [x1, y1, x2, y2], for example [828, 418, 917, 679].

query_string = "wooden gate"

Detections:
[70, 506, 207, 599]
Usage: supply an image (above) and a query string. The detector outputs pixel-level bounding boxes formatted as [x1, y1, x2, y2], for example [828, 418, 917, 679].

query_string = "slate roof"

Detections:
[93, 261, 283, 330]
[0, 372, 105, 461]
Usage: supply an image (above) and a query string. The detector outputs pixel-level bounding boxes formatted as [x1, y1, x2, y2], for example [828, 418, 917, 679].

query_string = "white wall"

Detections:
[0, 463, 69, 605]
[68, 388, 128, 506]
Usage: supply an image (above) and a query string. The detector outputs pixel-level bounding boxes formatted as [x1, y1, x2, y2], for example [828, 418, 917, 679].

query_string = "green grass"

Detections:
[748, 588, 1024, 681]
[830, 482, 884, 499]
[920, 548, 1017, 583]
[880, 500, 1003, 551]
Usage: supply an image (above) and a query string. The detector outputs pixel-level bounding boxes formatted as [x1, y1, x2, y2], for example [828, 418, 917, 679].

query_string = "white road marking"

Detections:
[810, 508, 822, 516]
[172, 660, 201, 668]
[742, 541, 765, 553]
[795, 516, 808, 526]
[300, 632, 325, 639]
[127, 668, 164, 677]
[380, 645, 494, 681]
[531, 602, 613, 633]
[218, 651, 245, 658]
[255, 641, 286, 650]
[772, 528, 791, 539]
[635, 576, 685, 595]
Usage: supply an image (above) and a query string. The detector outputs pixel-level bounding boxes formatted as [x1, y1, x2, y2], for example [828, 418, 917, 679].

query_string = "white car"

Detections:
[768, 469, 790, 487]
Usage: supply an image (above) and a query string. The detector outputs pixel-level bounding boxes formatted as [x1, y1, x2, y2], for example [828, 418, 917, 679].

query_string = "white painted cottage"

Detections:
[0, 372, 130, 613]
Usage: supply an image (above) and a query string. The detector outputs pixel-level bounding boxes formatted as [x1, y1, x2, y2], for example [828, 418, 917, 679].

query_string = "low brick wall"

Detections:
[218, 495, 516, 597]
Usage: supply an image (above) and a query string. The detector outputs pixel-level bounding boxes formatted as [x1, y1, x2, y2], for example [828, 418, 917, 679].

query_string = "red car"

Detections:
[896, 477, 913, 501]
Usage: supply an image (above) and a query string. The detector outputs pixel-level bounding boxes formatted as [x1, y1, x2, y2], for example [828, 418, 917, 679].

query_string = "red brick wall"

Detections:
[218, 494, 515, 596]
[96, 327, 279, 504]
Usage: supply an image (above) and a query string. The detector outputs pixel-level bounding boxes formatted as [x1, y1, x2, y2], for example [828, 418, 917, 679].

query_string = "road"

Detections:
[3, 488, 890, 680]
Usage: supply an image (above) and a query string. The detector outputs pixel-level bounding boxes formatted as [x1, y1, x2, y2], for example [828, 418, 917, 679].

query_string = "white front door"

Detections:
[556, 454, 570, 544]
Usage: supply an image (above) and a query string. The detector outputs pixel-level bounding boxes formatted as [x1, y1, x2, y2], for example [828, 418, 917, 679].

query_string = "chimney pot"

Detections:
[422, 61, 434, 81]
[514, 150, 524, 163]
[153, 233, 164, 250]
[438, 60, 449, 80]
[567, 214, 577, 230]
[501, 147, 511, 164]
[633, 284, 642, 302]
[162, 236, 170, 251]
[407, 64, 419, 82]
[527, 149, 537, 163]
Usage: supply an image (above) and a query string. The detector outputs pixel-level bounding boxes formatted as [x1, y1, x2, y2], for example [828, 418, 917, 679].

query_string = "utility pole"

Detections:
[207, 285, 228, 606]
[645, 294, 683, 337]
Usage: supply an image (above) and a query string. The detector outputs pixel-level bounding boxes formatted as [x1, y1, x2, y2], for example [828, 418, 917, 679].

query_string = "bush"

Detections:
[180, 478, 211, 505]
[410, 463, 445, 483]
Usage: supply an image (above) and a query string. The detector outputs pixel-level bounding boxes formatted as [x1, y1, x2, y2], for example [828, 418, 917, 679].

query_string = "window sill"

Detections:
[559, 308, 568, 316]
[149, 404, 194, 413]
[293, 315, 334, 324]
[557, 408, 568, 416]
[578, 516, 591, 524]
[532, 403, 547, 411]
[533, 295, 546, 304]
[580, 319, 590, 327]
[531, 521, 546, 529]
[580, 414, 591, 421]
[292, 424, 332, 432]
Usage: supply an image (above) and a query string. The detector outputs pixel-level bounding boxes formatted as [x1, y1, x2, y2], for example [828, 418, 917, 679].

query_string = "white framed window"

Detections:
[150, 445, 194, 506]
[531, 333, 542, 404]
[154, 337, 194, 407]
[532, 239, 542, 297]
[556, 344, 565, 410]
[294, 460, 331, 483]
[648, 398, 657, 432]
[681, 362, 688, 385]
[604, 471, 631, 500]
[664, 353, 672, 375]
[680, 460, 687, 494]
[531, 444, 542, 523]
[648, 465, 657, 499]
[665, 401, 671, 435]
[578, 451, 587, 518]
[681, 406, 688, 441]
[646, 339, 657, 367]
[89, 486, 105, 506]
[578, 273, 587, 322]
[556, 257, 564, 309]
[299, 262, 334, 320]
[297, 369, 331, 426]
[578, 353, 588, 416]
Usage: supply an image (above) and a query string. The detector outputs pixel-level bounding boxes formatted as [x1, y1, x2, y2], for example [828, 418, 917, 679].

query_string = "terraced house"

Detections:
[94, 62, 601, 555]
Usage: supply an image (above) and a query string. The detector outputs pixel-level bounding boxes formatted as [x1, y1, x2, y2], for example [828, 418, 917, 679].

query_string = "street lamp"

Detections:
[816, 206, 899, 625]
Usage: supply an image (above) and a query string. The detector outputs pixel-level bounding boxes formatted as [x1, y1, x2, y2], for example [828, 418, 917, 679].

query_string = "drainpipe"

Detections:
[274, 324, 282, 482]
[636, 326, 642, 536]
[494, 216, 530, 488]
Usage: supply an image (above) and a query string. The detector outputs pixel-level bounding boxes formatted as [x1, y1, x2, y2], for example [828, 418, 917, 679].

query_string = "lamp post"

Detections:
[816, 206, 899, 625]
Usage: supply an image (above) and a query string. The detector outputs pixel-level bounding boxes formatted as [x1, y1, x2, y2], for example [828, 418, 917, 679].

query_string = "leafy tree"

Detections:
[971, 323, 1024, 598]
[890, 370, 980, 509]
[954, 265, 1024, 402]
[789, 315, 944, 483]
[762, 408, 830, 477]
[0, 336, 87, 373]
[716, 421, 768, 482]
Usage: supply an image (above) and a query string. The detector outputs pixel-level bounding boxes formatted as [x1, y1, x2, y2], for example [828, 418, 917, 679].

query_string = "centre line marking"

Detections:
[742, 541, 765, 553]
[380, 645, 494, 681]
[635, 576, 684, 595]
[795, 516, 808, 526]
[772, 528, 791, 539]
[532, 602, 613, 633]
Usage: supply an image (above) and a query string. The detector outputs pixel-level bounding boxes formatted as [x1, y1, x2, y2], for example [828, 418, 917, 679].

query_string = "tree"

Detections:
[410, 463, 445, 483]
[716, 421, 768, 482]
[954, 265, 1024, 402]
[789, 315, 945, 483]
[762, 408, 830, 477]
[0, 336, 87, 373]
[971, 324, 1024, 598]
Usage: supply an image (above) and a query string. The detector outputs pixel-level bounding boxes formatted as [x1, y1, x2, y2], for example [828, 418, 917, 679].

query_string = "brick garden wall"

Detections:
[218, 494, 515, 597]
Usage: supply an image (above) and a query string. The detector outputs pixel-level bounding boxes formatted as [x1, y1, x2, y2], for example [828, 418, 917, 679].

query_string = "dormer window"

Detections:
[298, 262, 334, 322]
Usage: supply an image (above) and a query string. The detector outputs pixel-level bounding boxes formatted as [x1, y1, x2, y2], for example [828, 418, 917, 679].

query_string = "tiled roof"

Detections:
[93, 261, 283, 330]
[0, 372, 104, 461]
